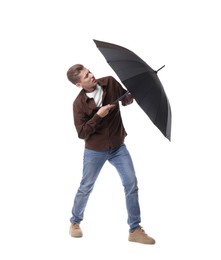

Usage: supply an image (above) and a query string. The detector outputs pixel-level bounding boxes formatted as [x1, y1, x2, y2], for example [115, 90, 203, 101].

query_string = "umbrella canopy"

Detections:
[93, 39, 172, 141]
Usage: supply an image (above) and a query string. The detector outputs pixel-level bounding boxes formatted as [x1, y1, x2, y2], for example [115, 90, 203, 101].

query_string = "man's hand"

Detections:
[121, 92, 133, 106]
[97, 104, 116, 118]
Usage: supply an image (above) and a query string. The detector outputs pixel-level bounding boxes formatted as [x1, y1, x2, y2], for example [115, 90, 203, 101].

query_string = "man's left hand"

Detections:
[121, 92, 133, 106]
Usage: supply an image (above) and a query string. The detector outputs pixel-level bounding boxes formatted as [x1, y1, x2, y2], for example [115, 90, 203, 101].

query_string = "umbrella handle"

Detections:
[155, 65, 165, 73]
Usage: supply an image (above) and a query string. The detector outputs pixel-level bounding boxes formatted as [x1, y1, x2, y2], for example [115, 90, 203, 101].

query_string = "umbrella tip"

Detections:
[156, 65, 165, 73]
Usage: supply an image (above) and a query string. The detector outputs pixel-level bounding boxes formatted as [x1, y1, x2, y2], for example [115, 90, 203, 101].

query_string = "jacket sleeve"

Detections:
[73, 102, 103, 140]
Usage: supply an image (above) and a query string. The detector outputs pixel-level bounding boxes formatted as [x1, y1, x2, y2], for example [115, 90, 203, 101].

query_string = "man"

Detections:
[66, 64, 155, 244]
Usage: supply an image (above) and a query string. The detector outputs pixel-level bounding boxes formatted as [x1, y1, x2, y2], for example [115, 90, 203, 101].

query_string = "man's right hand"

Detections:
[97, 104, 116, 118]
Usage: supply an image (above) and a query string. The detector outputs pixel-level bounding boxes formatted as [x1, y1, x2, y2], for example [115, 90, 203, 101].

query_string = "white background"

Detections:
[0, 0, 220, 259]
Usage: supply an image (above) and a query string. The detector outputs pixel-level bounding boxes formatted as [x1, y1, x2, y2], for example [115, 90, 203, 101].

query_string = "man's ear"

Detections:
[76, 82, 81, 88]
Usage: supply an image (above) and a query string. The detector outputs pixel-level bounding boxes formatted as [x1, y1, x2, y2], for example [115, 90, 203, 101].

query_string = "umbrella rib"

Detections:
[108, 61, 154, 82]
[107, 59, 150, 68]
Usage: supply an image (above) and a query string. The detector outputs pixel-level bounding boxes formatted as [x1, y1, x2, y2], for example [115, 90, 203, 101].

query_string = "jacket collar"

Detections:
[80, 79, 107, 103]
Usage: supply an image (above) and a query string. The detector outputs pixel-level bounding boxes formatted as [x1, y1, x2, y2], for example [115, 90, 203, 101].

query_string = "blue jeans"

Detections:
[70, 144, 141, 231]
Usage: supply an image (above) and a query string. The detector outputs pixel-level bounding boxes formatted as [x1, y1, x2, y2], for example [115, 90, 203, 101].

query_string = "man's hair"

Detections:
[67, 64, 84, 84]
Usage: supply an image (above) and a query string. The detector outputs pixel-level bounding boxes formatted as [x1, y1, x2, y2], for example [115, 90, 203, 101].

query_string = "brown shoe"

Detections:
[129, 227, 155, 244]
[69, 223, 83, 238]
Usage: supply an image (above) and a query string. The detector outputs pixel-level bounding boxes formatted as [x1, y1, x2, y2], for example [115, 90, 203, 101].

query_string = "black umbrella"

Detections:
[93, 39, 172, 141]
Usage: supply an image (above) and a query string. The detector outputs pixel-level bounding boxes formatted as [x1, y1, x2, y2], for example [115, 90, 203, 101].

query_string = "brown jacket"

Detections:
[73, 76, 128, 150]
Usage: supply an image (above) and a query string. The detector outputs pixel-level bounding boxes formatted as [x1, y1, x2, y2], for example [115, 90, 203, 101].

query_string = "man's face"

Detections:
[76, 67, 98, 93]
